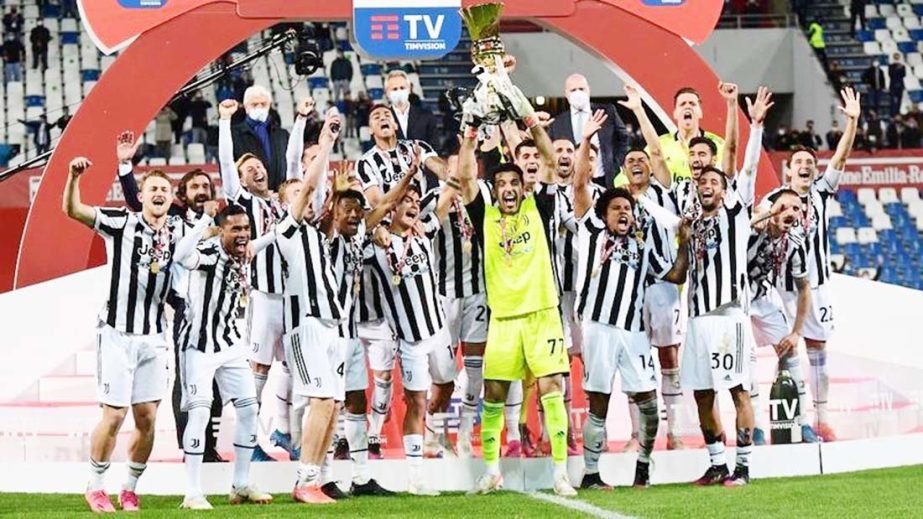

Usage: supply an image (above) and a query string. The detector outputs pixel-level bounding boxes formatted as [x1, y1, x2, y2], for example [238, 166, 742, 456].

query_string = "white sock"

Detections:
[124, 461, 146, 492]
[736, 443, 752, 468]
[369, 377, 393, 438]
[461, 355, 483, 439]
[628, 397, 640, 440]
[505, 381, 523, 442]
[183, 405, 210, 497]
[345, 412, 370, 484]
[706, 440, 727, 467]
[404, 434, 424, 480]
[553, 460, 568, 480]
[296, 463, 320, 487]
[750, 349, 765, 430]
[637, 397, 659, 463]
[253, 372, 268, 406]
[582, 413, 606, 474]
[233, 397, 259, 489]
[661, 368, 682, 436]
[88, 459, 110, 492]
[335, 411, 346, 443]
[275, 364, 292, 435]
[782, 355, 809, 426]
[807, 349, 829, 424]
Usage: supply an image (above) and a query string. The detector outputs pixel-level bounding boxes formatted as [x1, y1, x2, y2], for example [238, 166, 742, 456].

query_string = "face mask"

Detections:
[568, 90, 590, 111]
[248, 107, 269, 123]
[388, 89, 409, 106]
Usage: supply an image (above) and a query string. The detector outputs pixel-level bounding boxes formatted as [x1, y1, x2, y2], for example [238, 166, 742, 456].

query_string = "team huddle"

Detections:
[62, 64, 859, 511]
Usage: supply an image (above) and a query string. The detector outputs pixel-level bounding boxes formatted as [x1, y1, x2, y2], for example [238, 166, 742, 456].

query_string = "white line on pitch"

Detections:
[523, 491, 636, 519]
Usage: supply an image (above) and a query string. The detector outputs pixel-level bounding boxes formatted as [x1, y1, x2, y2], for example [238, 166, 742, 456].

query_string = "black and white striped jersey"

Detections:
[637, 179, 681, 265]
[177, 238, 247, 353]
[435, 180, 491, 299]
[366, 221, 445, 342]
[576, 209, 671, 331]
[275, 214, 344, 333]
[685, 187, 751, 317]
[356, 139, 439, 209]
[329, 223, 368, 339]
[747, 228, 808, 302]
[92, 208, 188, 335]
[759, 165, 842, 290]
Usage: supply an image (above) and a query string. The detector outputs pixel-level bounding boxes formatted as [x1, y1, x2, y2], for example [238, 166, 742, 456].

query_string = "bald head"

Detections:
[564, 74, 590, 97]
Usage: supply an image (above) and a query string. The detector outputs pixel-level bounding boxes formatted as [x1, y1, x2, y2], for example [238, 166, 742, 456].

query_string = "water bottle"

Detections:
[769, 364, 800, 444]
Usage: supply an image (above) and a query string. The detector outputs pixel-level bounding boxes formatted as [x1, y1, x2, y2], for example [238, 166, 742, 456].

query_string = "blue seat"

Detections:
[60, 31, 79, 44]
[830, 216, 848, 228]
[81, 70, 100, 82]
[24, 95, 44, 107]
[911, 29, 923, 42]
[915, 4, 923, 16]
[360, 63, 382, 76]
[308, 76, 328, 89]
[838, 191, 857, 204]
[899, 42, 917, 53]
[368, 87, 384, 100]
[910, 91, 923, 103]
[869, 18, 886, 30]
[856, 29, 874, 42]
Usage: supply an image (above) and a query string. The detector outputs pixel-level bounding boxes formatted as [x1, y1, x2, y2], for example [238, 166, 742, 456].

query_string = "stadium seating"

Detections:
[829, 185, 923, 289]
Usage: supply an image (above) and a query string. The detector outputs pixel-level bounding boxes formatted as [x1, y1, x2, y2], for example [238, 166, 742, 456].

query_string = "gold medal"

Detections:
[239, 293, 249, 307]
[591, 267, 600, 278]
[463, 239, 472, 254]
[150, 261, 160, 274]
[392, 274, 401, 286]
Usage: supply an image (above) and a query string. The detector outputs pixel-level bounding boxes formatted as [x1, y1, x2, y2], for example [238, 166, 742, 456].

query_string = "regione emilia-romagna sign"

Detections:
[353, 0, 462, 60]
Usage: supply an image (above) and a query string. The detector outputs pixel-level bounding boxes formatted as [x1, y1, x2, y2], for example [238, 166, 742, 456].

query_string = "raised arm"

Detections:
[737, 86, 775, 206]
[499, 118, 522, 157]
[458, 103, 481, 204]
[502, 79, 556, 183]
[292, 113, 340, 223]
[619, 84, 671, 188]
[574, 109, 607, 219]
[218, 99, 243, 200]
[365, 143, 423, 228]
[719, 81, 740, 177]
[829, 87, 861, 173]
[424, 155, 449, 180]
[115, 130, 143, 212]
[62, 157, 97, 228]
[286, 97, 314, 181]
[662, 218, 692, 284]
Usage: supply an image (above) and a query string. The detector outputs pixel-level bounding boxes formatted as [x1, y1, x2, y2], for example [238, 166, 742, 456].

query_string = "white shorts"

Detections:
[247, 291, 284, 366]
[180, 345, 255, 411]
[343, 338, 368, 392]
[96, 324, 170, 408]
[681, 308, 752, 391]
[361, 319, 398, 373]
[582, 320, 657, 395]
[284, 318, 345, 401]
[442, 293, 489, 345]
[643, 282, 685, 347]
[781, 284, 834, 342]
[397, 327, 458, 392]
[750, 296, 789, 348]
[560, 291, 583, 354]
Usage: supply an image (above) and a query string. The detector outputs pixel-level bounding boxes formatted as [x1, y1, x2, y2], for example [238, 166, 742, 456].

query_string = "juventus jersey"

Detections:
[638, 179, 681, 266]
[329, 224, 368, 339]
[93, 208, 188, 335]
[747, 228, 808, 302]
[685, 187, 751, 317]
[177, 238, 247, 353]
[759, 165, 842, 290]
[275, 214, 345, 332]
[576, 210, 671, 331]
[356, 139, 439, 211]
[435, 181, 491, 299]
[366, 221, 445, 342]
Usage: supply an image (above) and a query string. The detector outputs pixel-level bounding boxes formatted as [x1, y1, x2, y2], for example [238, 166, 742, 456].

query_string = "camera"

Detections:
[294, 33, 323, 76]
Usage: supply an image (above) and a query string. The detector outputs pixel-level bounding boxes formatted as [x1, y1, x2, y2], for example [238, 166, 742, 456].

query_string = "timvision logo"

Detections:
[353, 0, 462, 60]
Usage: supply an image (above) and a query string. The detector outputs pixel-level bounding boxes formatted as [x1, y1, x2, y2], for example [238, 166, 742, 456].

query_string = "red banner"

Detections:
[769, 150, 923, 191]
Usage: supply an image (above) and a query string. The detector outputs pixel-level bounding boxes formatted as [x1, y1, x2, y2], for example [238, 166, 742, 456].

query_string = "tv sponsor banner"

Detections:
[769, 150, 923, 190]
[353, 0, 462, 60]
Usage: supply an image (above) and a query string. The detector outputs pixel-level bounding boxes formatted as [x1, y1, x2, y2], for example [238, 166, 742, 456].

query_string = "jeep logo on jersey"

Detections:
[117, 0, 167, 8]
[642, 0, 686, 5]
[353, 0, 462, 60]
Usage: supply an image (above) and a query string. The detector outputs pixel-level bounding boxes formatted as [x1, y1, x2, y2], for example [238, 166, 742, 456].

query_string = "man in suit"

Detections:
[386, 70, 440, 150]
[231, 85, 291, 191]
[549, 73, 629, 188]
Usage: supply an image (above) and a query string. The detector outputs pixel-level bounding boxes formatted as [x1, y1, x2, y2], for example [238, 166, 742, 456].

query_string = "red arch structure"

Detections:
[15, 0, 777, 288]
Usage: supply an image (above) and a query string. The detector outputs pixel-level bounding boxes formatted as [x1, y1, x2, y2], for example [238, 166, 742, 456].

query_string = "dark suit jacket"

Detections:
[392, 105, 440, 151]
[231, 120, 291, 192]
[549, 102, 629, 188]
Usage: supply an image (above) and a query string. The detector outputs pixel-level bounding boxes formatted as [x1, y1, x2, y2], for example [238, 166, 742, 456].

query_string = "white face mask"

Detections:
[388, 89, 409, 106]
[248, 107, 269, 123]
[568, 90, 590, 111]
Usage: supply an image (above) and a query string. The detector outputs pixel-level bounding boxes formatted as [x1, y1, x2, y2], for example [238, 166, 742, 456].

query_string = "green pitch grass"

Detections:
[1, 465, 921, 518]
